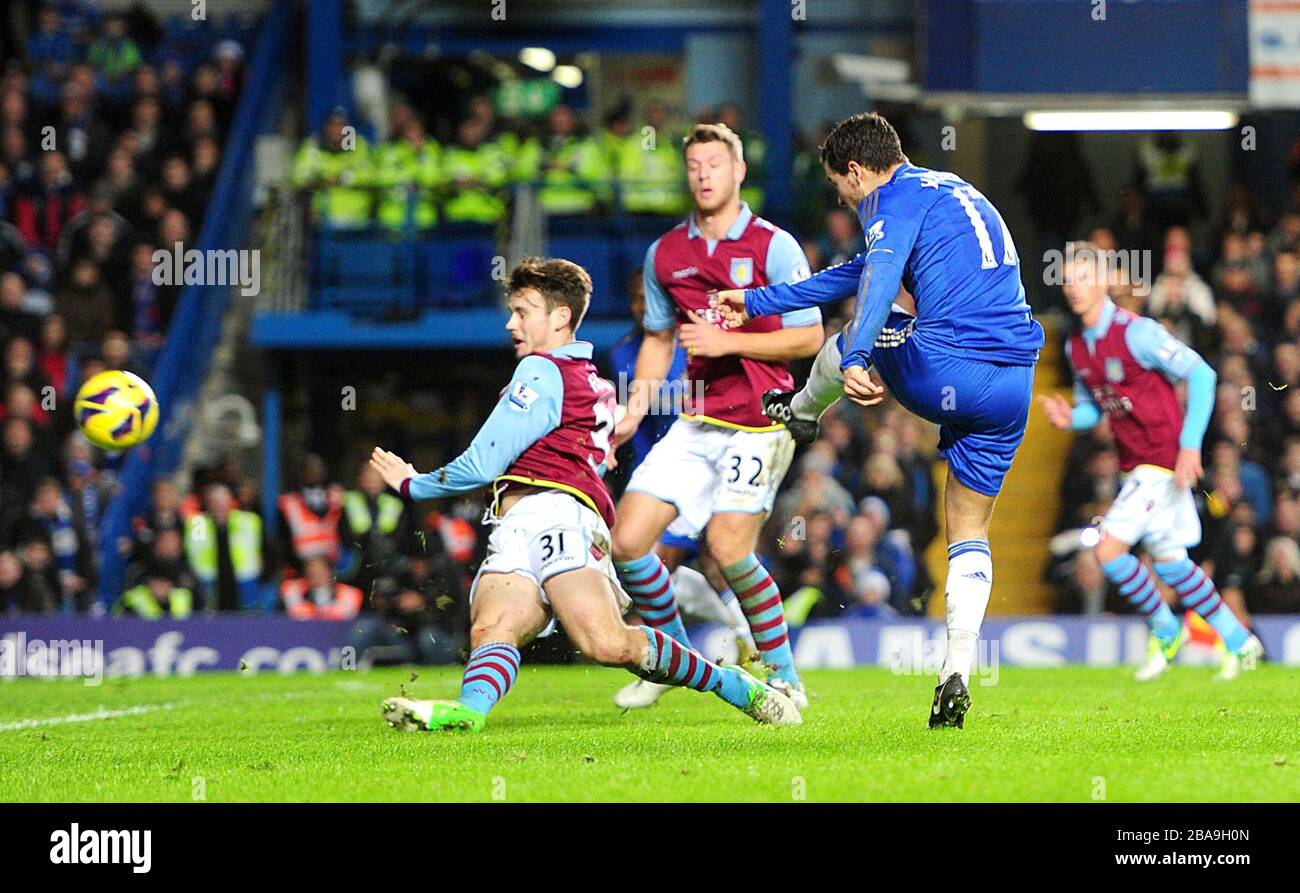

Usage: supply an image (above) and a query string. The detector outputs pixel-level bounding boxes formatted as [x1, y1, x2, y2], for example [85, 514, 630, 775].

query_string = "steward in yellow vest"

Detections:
[291, 108, 374, 229]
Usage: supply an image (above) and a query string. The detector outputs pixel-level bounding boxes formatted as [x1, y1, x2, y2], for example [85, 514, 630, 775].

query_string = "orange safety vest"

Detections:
[279, 490, 343, 561]
[280, 577, 363, 620]
[426, 511, 476, 563]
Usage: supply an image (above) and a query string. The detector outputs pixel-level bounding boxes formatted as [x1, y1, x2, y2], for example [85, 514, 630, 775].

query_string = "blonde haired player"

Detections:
[609, 122, 823, 710]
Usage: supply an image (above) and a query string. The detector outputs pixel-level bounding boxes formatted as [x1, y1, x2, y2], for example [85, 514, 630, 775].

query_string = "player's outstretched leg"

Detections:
[1096, 542, 1183, 681]
[383, 572, 547, 733]
[1152, 554, 1263, 680]
[611, 552, 692, 709]
[546, 567, 800, 725]
[614, 552, 693, 648]
[763, 334, 846, 443]
[383, 642, 520, 733]
[632, 627, 800, 724]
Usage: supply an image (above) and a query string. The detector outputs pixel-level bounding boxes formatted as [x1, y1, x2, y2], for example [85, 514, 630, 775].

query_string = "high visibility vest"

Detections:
[617, 135, 687, 214]
[279, 491, 343, 562]
[344, 490, 403, 536]
[185, 511, 262, 583]
[374, 139, 442, 229]
[426, 511, 476, 563]
[514, 135, 611, 214]
[440, 143, 510, 223]
[117, 584, 194, 620]
[1140, 142, 1193, 193]
[280, 578, 363, 621]
[291, 135, 374, 226]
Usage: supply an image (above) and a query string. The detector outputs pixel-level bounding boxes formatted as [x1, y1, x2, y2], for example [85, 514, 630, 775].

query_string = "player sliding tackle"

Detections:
[1041, 247, 1262, 682]
[373, 258, 800, 732]
[712, 112, 1043, 728]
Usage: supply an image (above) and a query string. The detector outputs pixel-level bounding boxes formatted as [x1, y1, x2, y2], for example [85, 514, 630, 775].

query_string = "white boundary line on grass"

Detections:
[0, 703, 176, 732]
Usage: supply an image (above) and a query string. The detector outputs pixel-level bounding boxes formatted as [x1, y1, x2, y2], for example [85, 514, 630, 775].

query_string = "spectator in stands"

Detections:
[159, 155, 205, 227]
[340, 458, 409, 596]
[86, 15, 141, 102]
[281, 555, 362, 620]
[127, 241, 163, 346]
[36, 314, 72, 399]
[291, 107, 373, 229]
[278, 453, 345, 572]
[1134, 132, 1206, 232]
[1, 417, 53, 534]
[597, 105, 631, 181]
[129, 94, 173, 179]
[26, 476, 93, 611]
[27, 6, 76, 105]
[617, 100, 687, 216]
[56, 256, 114, 347]
[1147, 241, 1215, 330]
[823, 515, 898, 619]
[374, 117, 441, 231]
[0, 273, 43, 344]
[184, 482, 265, 612]
[1250, 537, 1300, 614]
[116, 563, 194, 620]
[0, 547, 57, 615]
[514, 103, 610, 216]
[127, 476, 184, 565]
[15, 150, 84, 253]
[54, 81, 108, 184]
[818, 208, 860, 268]
[190, 135, 220, 201]
[439, 115, 509, 224]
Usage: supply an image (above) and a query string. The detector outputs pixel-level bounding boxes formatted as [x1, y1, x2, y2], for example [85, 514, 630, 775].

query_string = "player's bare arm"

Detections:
[1038, 393, 1074, 429]
[615, 326, 676, 446]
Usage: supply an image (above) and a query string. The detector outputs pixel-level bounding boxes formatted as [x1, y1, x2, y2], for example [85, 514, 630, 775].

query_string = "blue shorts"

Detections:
[658, 531, 701, 556]
[864, 315, 1033, 497]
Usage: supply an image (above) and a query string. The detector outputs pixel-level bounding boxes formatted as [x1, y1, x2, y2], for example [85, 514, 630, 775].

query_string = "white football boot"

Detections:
[1216, 634, 1263, 681]
[613, 679, 672, 709]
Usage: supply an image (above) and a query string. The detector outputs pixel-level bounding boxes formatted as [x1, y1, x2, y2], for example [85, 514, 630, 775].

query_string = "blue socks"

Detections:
[459, 642, 520, 715]
[616, 553, 693, 648]
[1100, 553, 1181, 644]
[1154, 557, 1250, 652]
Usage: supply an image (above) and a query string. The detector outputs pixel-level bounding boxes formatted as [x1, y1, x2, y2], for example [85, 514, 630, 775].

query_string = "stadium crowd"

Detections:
[0, 1, 250, 615]
[1042, 133, 1300, 619]
[3, 19, 1296, 656]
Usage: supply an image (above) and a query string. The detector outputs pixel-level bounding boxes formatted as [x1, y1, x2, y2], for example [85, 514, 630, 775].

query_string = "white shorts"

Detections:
[470, 490, 629, 637]
[1100, 464, 1202, 556]
[625, 418, 796, 539]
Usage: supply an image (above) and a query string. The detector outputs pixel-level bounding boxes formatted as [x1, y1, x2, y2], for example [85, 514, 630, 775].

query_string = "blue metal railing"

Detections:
[95, 0, 293, 608]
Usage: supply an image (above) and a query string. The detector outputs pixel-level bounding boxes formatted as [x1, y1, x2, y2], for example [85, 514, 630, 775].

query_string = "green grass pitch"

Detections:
[0, 665, 1295, 802]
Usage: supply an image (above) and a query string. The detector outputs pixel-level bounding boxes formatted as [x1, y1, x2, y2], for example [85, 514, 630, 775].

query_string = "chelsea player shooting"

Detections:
[1041, 247, 1262, 682]
[373, 258, 801, 732]
[713, 113, 1043, 729]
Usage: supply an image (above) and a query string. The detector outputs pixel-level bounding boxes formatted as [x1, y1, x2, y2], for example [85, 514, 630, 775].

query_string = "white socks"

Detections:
[790, 333, 846, 422]
[939, 542, 993, 685]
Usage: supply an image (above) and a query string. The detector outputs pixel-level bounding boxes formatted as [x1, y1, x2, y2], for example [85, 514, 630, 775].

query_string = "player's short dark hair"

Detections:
[681, 123, 744, 163]
[508, 257, 592, 331]
[820, 112, 905, 175]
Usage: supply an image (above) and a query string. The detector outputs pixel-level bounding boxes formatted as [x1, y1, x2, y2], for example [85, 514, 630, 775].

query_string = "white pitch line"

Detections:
[0, 703, 175, 732]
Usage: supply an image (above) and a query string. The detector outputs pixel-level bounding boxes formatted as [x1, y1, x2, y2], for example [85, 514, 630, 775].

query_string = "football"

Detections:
[73, 370, 160, 451]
